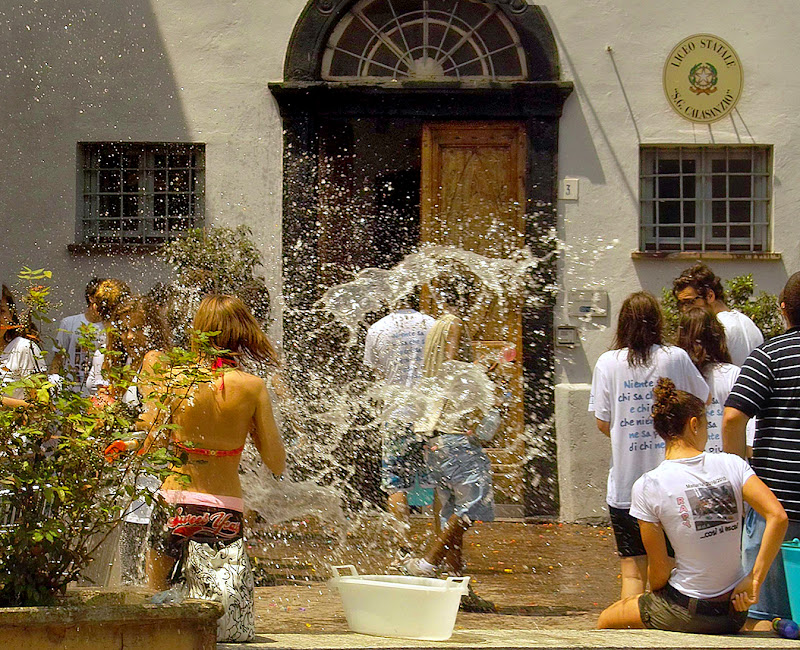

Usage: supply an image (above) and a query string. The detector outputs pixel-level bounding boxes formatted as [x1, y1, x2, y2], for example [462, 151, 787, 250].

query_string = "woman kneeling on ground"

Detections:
[598, 377, 787, 634]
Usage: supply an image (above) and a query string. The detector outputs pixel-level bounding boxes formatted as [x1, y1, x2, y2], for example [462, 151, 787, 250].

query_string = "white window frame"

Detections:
[640, 145, 771, 253]
[78, 142, 205, 246]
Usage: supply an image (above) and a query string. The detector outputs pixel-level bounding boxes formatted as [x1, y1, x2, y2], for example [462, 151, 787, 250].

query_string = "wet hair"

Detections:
[677, 306, 731, 373]
[613, 292, 663, 367]
[672, 263, 726, 303]
[433, 272, 478, 317]
[651, 377, 706, 441]
[85, 277, 104, 306]
[192, 294, 278, 365]
[111, 295, 172, 356]
[780, 272, 800, 328]
[1, 284, 39, 344]
[94, 278, 131, 321]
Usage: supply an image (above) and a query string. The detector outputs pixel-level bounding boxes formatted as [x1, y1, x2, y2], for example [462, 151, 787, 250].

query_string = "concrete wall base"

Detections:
[556, 383, 610, 523]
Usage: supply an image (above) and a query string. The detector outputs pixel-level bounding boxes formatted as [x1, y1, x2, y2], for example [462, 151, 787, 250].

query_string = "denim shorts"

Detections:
[426, 433, 495, 528]
[381, 422, 432, 493]
[742, 508, 800, 620]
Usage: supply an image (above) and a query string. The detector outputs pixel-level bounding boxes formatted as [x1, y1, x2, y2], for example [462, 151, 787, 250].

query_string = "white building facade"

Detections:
[1, 1, 796, 519]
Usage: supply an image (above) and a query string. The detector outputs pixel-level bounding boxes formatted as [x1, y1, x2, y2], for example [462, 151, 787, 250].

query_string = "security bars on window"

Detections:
[640, 146, 771, 253]
[80, 143, 205, 246]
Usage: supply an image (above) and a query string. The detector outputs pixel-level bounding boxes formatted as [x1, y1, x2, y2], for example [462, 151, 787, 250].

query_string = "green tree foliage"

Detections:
[661, 272, 783, 342]
[160, 225, 271, 325]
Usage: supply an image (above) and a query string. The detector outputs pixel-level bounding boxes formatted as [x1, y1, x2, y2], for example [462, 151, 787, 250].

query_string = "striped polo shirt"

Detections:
[725, 327, 800, 519]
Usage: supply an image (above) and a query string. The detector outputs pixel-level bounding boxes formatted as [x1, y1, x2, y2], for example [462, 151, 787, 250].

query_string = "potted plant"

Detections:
[0, 268, 221, 647]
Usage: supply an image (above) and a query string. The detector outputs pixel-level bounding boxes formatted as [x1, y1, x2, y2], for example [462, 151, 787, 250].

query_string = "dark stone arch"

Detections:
[284, 0, 561, 82]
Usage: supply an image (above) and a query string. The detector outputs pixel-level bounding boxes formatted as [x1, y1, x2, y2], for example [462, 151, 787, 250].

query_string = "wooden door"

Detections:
[421, 122, 527, 513]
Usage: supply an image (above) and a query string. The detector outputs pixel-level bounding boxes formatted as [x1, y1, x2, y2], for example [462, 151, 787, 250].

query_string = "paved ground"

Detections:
[213, 521, 793, 648]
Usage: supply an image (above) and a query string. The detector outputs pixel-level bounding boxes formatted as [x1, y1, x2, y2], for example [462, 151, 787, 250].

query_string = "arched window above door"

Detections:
[321, 0, 527, 81]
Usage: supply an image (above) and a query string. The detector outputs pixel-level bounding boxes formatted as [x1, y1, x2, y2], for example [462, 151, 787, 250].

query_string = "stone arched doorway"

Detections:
[270, 0, 572, 516]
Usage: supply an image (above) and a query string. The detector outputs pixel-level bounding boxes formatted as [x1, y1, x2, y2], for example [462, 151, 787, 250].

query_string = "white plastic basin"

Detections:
[329, 564, 470, 641]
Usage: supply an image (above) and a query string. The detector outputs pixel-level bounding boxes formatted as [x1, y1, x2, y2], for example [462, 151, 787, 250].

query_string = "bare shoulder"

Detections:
[235, 369, 268, 395]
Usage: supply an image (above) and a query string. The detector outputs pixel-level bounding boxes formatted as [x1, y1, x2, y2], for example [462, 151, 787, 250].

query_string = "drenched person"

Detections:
[676, 306, 754, 454]
[1, 284, 45, 408]
[723, 271, 800, 629]
[108, 295, 285, 642]
[49, 277, 105, 394]
[590, 292, 708, 599]
[598, 378, 786, 634]
[673, 263, 762, 366]
[402, 276, 496, 613]
[364, 295, 435, 554]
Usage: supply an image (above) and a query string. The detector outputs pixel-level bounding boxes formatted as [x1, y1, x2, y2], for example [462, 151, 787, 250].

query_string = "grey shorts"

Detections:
[639, 585, 747, 634]
[426, 434, 495, 528]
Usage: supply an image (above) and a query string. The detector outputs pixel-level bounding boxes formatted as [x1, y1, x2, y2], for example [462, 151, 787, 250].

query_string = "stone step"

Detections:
[220, 628, 798, 649]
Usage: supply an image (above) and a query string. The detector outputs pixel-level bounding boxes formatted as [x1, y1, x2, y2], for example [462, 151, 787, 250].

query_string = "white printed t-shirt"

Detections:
[364, 309, 434, 422]
[630, 452, 754, 599]
[716, 310, 763, 367]
[589, 345, 709, 508]
[52, 313, 104, 393]
[364, 310, 434, 387]
[704, 362, 755, 453]
[1, 336, 45, 399]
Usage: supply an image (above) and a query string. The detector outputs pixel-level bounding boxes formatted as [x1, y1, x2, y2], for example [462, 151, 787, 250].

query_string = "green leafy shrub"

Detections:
[661, 272, 783, 342]
[0, 270, 205, 606]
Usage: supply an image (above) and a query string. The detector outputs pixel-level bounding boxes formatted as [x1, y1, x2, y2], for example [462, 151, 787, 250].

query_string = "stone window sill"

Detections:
[631, 251, 782, 261]
[67, 243, 160, 256]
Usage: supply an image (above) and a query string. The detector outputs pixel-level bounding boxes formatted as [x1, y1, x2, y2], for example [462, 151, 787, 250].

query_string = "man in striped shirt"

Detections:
[723, 271, 800, 629]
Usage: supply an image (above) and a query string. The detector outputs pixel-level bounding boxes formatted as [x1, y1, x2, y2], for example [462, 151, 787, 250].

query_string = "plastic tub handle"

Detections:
[330, 565, 359, 578]
[446, 575, 471, 594]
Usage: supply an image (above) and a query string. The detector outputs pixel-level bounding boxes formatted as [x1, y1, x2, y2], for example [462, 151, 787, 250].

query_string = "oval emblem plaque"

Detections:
[663, 34, 743, 123]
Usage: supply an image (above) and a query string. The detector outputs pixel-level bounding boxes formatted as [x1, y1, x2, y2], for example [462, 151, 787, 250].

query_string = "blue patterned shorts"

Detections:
[381, 422, 433, 493]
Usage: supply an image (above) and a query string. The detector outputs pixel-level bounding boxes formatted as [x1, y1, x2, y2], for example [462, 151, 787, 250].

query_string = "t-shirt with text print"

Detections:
[589, 344, 709, 509]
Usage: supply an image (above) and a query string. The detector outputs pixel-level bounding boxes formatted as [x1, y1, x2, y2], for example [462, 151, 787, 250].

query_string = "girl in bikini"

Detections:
[106, 295, 285, 641]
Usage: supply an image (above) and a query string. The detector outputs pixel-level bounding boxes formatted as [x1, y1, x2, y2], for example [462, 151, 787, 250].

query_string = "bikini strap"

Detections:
[174, 440, 245, 457]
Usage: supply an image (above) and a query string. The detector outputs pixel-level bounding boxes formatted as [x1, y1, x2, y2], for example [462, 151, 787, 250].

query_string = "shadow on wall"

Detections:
[0, 1, 190, 300]
[558, 92, 606, 186]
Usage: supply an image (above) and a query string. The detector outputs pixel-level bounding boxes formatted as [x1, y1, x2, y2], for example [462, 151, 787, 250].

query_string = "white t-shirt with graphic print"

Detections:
[589, 345, 709, 508]
[630, 452, 754, 599]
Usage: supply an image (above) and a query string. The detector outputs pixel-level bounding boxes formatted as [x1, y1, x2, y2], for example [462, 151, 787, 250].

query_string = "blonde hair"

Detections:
[192, 294, 277, 365]
[94, 278, 131, 321]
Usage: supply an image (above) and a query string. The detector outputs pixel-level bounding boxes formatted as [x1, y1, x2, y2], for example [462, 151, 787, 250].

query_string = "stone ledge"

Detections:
[219, 628, 799, 649]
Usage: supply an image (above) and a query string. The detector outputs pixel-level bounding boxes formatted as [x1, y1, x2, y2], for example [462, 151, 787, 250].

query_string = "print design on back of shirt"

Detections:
[685, 480, 737, 532]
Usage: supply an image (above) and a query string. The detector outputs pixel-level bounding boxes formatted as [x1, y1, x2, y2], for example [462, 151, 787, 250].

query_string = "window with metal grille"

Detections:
[79, 143, 205, 246]
[322, 0, 527, 81]
[640, 146, 771, 253]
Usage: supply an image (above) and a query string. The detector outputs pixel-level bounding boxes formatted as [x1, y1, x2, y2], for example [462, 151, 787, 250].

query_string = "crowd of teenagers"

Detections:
[592, 263, 800, 634]
[4, 262, 800, 637]
[1, 278, 285, 642]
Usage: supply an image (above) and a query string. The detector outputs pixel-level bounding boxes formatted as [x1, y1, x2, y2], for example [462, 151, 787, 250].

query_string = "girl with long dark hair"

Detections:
[1, 284, 44, 408]
[590, 291, 709, 598]
[677, 306, 754, 454]
[598, 378, 786, 634]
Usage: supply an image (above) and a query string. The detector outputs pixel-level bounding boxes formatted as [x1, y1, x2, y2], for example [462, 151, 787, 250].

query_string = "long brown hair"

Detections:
[613, 291, 663, 367]
[651, 377, 705, 441]
[1, 284, 39, 344]
[677, 306, 731, 374]
[192, 295, 278, 365]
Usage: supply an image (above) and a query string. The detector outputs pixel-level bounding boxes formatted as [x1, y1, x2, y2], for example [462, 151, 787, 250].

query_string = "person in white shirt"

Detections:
[1, 284, 45, 408]
[364, 298, 435, 553]
[49, 277, 105, 394]
[673, 263, 763, 366]
[598, 377, 787, 634]
[676, 306, 754, 454]
[590, 291, 709, 599]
